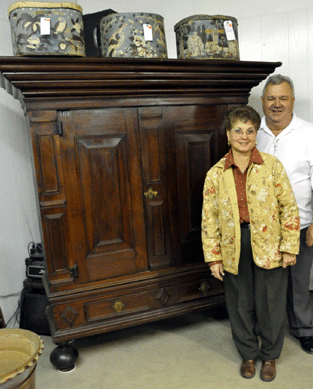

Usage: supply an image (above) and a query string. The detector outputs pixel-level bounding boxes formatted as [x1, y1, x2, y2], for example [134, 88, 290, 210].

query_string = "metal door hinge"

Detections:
[69, 264, 78, 279]
[54, 121, 63, 136]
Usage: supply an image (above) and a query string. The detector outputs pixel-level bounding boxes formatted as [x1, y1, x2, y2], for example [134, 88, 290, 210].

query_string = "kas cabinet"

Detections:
[34, 105, 222, 285]
[0, 57, 281, 369]
[33, 104, 223, 286]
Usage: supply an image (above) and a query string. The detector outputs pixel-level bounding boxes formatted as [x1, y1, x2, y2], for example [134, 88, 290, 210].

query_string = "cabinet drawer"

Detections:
[178, 278, 220, 303]
[85, 292, 149, 323]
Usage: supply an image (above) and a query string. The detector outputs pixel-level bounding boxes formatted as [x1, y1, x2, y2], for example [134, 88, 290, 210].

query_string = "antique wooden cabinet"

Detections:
[0, 57, 281, 369]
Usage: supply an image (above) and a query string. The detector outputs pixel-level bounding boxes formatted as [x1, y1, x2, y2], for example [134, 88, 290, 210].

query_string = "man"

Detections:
[257, 74, 313, 354]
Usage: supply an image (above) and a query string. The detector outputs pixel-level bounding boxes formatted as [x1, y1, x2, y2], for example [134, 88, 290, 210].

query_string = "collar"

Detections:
[259, 113, 300, 138]
[224, 147, 264, 171]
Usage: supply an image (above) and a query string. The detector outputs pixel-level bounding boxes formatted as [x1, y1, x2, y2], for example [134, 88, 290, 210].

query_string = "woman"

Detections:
[201, 106, 300, 382]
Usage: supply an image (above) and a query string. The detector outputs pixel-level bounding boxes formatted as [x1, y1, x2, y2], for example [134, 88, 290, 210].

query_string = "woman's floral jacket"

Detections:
[201, 151, 300, 275]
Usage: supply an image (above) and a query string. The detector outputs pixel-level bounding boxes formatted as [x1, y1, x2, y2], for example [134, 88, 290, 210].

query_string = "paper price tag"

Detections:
[224, 20, 236, 41]
[143, 24, 153, 41]
[40, 17, 51, 35]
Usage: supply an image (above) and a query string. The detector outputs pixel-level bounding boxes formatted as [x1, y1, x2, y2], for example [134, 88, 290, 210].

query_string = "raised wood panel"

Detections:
[32, 123, 65, 206]
[144, 126, 162, 183]
[39, 134, 58, 192]
[41, 207, 72, 285]
[77, 135, 133, 254]
[176, 132, 215, 243]
[147, 200, 167, 254]
[139, 109, 164, 185]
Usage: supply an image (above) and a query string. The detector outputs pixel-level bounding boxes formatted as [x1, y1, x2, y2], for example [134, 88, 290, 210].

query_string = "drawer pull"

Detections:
[112, 300, 125, 313]
[199, 281, 210, 295]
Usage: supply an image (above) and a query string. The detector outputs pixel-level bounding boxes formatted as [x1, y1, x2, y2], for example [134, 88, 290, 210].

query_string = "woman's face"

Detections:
[227, 119, 257, 155]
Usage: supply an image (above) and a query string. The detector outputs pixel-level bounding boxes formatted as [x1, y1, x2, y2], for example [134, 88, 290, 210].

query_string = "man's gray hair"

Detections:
[262, 74, 295, 97]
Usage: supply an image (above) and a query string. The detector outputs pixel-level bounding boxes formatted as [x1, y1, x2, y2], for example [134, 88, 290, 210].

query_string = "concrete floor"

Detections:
[35, 300, 313, 389]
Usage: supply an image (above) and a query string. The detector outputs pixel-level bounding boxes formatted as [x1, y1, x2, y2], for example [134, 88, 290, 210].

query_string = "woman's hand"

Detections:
[282, 252, 297, 268]
[210, 263, 225, 281]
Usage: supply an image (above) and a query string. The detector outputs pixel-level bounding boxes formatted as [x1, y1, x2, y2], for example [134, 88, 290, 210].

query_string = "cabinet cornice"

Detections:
[0, 57, 281, 108]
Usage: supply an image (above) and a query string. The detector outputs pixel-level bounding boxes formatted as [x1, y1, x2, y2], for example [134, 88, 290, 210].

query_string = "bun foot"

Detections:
[50, 342, 79, 372]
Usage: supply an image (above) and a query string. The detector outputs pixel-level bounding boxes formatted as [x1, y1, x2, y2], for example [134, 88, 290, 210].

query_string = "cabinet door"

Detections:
[163, 105, 228, 267]
[55, 108, 148, 284]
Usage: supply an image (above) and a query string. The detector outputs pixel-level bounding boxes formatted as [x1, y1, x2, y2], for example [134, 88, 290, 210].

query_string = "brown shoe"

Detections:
[260, 359, 276, 382]
[240, 360, 256, 379]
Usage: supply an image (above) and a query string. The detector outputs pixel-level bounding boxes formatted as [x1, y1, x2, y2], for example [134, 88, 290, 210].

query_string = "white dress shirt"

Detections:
[257, 113, 313, 229]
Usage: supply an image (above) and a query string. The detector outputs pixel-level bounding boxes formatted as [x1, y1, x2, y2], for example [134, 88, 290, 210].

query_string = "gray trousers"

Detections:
[223, 226, 288, 361]
[287, 227, 313, 338]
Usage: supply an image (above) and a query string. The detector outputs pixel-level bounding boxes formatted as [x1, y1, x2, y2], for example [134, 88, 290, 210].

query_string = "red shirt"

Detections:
[224, 147, 264, 223]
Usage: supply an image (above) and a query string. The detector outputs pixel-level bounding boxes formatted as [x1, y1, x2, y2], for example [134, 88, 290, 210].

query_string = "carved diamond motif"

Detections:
[61, 306, 79, 326]
[156, 288, 169, 305]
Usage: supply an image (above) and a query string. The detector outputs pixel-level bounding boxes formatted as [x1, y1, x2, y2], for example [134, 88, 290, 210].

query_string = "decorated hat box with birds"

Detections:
[97, 12, 168, 59]
[8, 2, 85, 56]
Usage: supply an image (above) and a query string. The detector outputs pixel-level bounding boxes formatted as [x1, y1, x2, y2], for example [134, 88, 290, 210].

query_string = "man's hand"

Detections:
[306, 222, 313, 247]
[210, 263, 225, 281]
[282, 252, 297, 268]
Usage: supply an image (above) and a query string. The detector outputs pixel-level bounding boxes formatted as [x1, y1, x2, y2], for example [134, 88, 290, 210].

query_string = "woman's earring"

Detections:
[255, 141, 257, 146]
[228, 141, 231, 146]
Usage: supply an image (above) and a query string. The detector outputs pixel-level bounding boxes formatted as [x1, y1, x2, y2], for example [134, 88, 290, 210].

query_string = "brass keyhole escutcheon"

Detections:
[144, 188, 158, 199]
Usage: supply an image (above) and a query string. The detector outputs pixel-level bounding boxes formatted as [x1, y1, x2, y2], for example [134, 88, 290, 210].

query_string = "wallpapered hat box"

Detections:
[174, 15, 240, 60]
[97, 12, 168, 58]
[8, 2, 85, 56]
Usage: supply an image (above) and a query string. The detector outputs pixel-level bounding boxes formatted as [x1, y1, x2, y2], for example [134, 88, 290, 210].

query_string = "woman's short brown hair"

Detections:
[224, 105, 261, 132]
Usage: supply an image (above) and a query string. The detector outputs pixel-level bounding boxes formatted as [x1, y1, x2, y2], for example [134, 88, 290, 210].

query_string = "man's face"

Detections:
[261, 81, 295, 130]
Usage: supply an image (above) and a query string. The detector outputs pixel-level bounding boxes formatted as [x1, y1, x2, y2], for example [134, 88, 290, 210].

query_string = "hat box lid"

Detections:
[8, 2, 82, 15]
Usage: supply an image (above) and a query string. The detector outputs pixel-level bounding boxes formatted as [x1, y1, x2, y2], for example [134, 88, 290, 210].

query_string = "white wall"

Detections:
[78, 0, 313, 122]
[0, 0, 44, 326]
[1, 0, 312, 325]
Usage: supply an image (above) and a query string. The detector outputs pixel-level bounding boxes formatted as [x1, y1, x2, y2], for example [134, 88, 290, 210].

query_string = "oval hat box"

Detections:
[8, 2, 85, 56]
[174, 14, 240, 60]
[99, 12, 168, 58]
